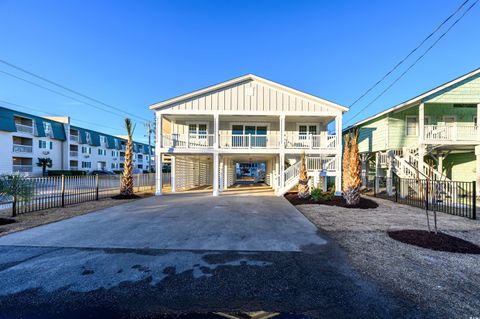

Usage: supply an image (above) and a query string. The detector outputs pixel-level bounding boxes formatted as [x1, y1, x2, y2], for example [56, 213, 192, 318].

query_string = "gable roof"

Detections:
[344, 67, 480, 131]
[149, 74, 348, 112]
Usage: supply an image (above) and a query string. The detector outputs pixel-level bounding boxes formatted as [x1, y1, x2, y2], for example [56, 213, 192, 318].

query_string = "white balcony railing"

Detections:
[219, 133, 280, 149]
[70, 135, 79, 143]
[424, 124, 478, 142]
[284, 132, 337, 149]
[12, 165, 33, 173]
[306, 156, 337, 171]
[70, 151, 78, 157]
[12, 144, 33, 153]
[15, 123, 34, 134]
[163, 133, 215, 149]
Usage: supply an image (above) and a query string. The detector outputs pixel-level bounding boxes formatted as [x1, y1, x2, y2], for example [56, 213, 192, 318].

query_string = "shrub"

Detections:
[310, 187, 323, 201]
[47, 170, 86, 176]
[310, 187, 334, 202]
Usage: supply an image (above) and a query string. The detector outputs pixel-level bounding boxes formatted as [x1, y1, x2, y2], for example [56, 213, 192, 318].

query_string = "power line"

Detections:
[345, 0, 478, 126]
[348, 0, 470, 109]
[0, 58, 151, 122]
[0, 69, 145, 124]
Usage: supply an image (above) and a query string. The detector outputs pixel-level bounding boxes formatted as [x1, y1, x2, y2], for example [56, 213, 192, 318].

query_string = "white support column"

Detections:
[476, 146, 480, 197]
[361, 154, 367, 187]
[419, 102, 425, 144]
[274, 156, 279, 191]
[375, 152, 380, 194]
[334, 114, 342, 196]
[279, 153, 285, 189]
[214, 114, 219, 149]
[170, 155, 176, 193]
[219, 158, 224, 192]
[213, 152, 219, 196]
[155, 112, 163, 196]
[386, 151, 393, 196]
[438, 153, 444, 176]
[155, 153, 163, 195]
[224, 159, 229, 189]
[280, 115, 286, 149]
[418, 144, 426, 176]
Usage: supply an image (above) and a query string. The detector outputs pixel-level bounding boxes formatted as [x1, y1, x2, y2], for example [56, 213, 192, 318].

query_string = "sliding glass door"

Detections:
[231, 124, 267, 147]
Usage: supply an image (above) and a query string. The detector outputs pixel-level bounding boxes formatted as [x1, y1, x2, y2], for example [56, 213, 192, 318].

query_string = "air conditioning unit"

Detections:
[84, 155, 90, 158]
[42, 151, 50, 155]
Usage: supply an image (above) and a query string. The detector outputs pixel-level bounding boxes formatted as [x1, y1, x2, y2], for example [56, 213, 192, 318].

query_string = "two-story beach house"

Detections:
[151, 74, 347, 196]
[345, 68, 480, 195]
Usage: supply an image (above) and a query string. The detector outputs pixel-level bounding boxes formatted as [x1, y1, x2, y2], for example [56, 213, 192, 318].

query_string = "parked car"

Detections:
[89, 170, 116, 175]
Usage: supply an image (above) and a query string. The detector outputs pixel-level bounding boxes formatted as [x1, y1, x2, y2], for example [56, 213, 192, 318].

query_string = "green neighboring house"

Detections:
[344, 68, 480, 195]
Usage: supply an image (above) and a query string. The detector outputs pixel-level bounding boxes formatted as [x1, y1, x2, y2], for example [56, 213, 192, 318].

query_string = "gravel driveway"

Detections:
[297, 196, 480, 318]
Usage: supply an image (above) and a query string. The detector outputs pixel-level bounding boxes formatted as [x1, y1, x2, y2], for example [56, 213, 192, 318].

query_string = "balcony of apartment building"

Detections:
[70, 145, 79, 157]
[159, 114, 339, 153]
[120, 151, 125, 162]
[12, 136, 33, 154]
[70, 160, 79, 170]
[12, 157, 33, 173]
[14, 116, 34, 134]
[70, 128, 80, 143]
[137, 154, 144, 161]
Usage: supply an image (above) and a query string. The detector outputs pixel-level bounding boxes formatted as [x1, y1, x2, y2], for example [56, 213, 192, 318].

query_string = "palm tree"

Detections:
[0, 174, 33, 217]
[36, 158, 52, 177]
[343, 130, 361, 205]
[297, 152, 310, 199]
[120, 118, 135, 196]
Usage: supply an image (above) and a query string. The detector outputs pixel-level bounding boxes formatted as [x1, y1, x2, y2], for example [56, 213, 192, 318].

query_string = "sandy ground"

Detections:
[297, 196, 480, 318]
[0, 192, 153, 236]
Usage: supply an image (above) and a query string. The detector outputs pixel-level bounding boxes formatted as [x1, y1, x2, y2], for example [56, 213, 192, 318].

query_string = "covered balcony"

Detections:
[14, 116, 34, 134]
[70, 129, 80, 143]
[70, 145, 79, 157]
[424, 123, 478, 144]
[12, 136, 33, 153]
[12, 157, 33, 173]
[158, 114, 340, 152]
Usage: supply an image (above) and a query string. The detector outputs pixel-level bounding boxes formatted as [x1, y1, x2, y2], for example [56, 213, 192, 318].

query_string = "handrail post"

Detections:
[95, 174, 99, 201]
[186, 133, 190, 148]
[61, 174, 65, 207]
[248, 133, 251, 148]
[472, 181, 476, 220]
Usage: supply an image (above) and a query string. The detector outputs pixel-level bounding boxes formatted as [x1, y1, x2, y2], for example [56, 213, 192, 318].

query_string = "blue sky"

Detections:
[0, 0, 478, 142]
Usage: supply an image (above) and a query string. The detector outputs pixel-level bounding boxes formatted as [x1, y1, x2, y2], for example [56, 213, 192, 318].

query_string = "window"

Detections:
[188, 123, 208, 136]
[119, 163, 124, 169]
[38, 140, 47, 149]
[298, 124, 318, 140]
[85, 132, 91, 144]
[406, 116, 417, 136]
[43, 122, 52, 136]
[111, 150, 116, 157]
[111, 163, 116, 169]
[81, 161, 92, 169]
[98, 149, 106, 156]
[100, 136, 106, 144]
[81, 146, 92, 154]
[138, 164, 143, 169]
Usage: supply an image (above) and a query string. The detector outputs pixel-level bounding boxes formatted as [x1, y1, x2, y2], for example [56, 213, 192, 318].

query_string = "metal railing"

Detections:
[70, 135, 79, 143]
[162, 133, 215, 149]
[12, 144, 33, 153]
[70, 151, 78, 157]
[370, 175, 476, 220]
[219, 133, 280, 149]
[1, 173, 156, 215]
[424, 124, 478, 142]
[284, 133, 337, 149]
[15, 123, 34, 134]
[12, 165, 33, 173]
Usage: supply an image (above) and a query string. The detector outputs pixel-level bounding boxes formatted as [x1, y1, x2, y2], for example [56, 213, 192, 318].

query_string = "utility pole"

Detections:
[144, 121, 154, 173]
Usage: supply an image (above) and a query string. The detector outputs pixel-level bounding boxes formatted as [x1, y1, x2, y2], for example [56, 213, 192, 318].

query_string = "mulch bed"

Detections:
[388, 229, 480, 254]
[285, 193, 378, 209]
[0, 218, 15, 226]
[111, 194, 142, 200]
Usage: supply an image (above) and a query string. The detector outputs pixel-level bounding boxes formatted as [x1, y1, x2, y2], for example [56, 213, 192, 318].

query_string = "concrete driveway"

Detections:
[0, 193, 325, 252]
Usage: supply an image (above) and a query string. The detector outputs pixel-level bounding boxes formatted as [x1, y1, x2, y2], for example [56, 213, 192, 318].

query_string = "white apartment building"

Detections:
[151, 74, 347, 196]
[0, 107, 154, 176]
